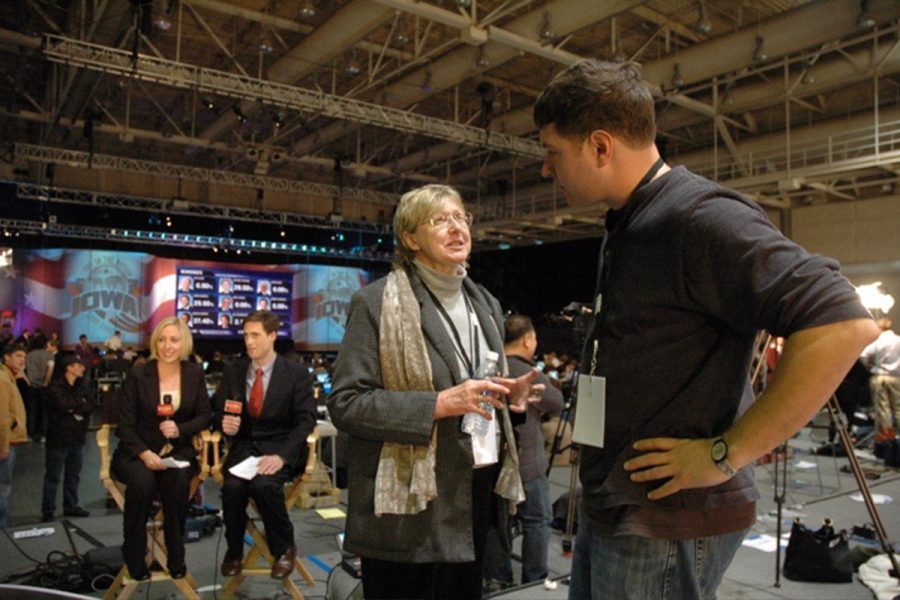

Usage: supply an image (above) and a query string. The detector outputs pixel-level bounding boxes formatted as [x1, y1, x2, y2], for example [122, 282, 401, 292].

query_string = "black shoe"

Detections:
[63, 507, 90, 518]
[168, 564, 187, 579]
[128, 567, 150, 582]
[41, 513, 53, 523]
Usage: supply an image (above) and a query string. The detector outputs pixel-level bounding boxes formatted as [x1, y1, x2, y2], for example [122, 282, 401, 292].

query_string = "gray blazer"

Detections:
[327, 267, 507, 563]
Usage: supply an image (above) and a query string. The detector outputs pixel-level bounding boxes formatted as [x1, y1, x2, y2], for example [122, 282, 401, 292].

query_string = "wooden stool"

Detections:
[97, 425, 211, 600]
[210, 429, 319, 600]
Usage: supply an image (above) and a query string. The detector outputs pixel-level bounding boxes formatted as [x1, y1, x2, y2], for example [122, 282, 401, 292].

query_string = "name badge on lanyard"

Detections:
[572, 373, 606, 448]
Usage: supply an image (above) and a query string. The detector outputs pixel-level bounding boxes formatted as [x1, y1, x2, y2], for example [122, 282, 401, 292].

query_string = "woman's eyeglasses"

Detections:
[424, 212, 474, 229]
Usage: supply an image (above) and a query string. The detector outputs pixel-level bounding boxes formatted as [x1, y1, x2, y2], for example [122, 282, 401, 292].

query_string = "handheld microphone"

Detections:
[224, 400, 243, 416]
[157, 393, 174, 419]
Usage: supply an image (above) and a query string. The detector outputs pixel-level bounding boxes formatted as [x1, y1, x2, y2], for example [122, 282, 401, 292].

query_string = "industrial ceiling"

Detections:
[1, 0, 899, 255]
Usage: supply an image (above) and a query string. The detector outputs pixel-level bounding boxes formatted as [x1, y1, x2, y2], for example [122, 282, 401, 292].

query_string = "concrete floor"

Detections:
[2, 424, 899, 599]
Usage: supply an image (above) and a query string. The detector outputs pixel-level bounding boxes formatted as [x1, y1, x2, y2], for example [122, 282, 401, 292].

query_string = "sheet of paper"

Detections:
[160, 457, 190, 469]
[572, 374, 605, 448]
[316, 507, 346, 519]
[794, 460, 817, 469]
[741, 533, 789, 553]
[228, 456, 260, 480]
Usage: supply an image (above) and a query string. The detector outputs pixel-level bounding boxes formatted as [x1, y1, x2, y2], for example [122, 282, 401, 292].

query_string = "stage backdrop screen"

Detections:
[176, 266, 292, 338]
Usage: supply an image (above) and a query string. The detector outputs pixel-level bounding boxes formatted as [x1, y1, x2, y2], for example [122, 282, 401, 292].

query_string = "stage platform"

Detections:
[2, 425, 898, 599]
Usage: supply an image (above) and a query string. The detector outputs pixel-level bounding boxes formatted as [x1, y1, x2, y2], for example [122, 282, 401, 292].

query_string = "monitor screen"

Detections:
[316, 372, 331, 384]
[176, 266, 292, 339]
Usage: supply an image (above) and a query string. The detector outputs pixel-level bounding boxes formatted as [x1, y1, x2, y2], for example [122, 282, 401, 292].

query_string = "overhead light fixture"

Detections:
[801, 60, 815, 84]
[395, 15, 410, 46]
[344, 49, 362, 76]
[475, 46, 490, 68]
[272, 111, 284, 128]
[752, 35, 767, 63]
[694, 1, 712, 35]
[153, 0, 174, 31]
[454, 0, 472, 8]
[258, 27, 273, 54]
[611, 35, 626, 63]
[232, 106, 247, 123]
[722, 82, 734, 106]
[671, 63, 685, 90]
[857, 0, 876, 29]
[299, 0, 316, 19]
[539, 12, 555, 41]
[421, 68, 434, 94]
[201, 97, 215, 110]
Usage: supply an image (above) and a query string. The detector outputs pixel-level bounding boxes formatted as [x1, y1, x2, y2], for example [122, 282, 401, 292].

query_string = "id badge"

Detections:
[572, 373, 606, 448]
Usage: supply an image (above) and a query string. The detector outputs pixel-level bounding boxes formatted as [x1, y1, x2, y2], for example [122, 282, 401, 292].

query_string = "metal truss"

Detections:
[14, 143, 399, 207]
[15, 183, 392, 235]
[42, 34, 545, 160]
[0, 218, 393, 263]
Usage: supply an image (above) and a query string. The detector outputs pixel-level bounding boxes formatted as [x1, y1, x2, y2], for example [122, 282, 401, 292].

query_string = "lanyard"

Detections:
[424, 286, 479, 378]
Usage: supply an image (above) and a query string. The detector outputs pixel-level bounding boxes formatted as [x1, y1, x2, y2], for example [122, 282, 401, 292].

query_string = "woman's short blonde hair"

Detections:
[149, 316, 194, 361]
[393, 184, 465, 268]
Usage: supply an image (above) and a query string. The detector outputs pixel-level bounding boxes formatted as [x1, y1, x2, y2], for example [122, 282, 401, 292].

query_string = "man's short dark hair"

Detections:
[504, 314, 534, 345]
[79, 334, 87, 340]
[3, 343, 26, 357]
[245, 310, 280, 334]
[534, 59, 656, 148]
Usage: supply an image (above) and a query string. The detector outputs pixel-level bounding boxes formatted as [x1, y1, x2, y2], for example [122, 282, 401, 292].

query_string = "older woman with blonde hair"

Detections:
[328, 184, 540, 599]
[112, 317, 211, 581]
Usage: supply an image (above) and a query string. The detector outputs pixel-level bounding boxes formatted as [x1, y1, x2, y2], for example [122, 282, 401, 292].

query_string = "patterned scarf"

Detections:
[375, 267, 524, 516]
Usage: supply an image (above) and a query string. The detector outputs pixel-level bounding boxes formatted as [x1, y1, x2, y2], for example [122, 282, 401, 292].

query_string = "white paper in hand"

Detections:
[160, 457, 190, 469]
[228, 456, 260, 480]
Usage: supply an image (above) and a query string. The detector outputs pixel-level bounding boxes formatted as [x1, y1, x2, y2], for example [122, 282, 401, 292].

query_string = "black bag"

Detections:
[783, 519, 853, 583]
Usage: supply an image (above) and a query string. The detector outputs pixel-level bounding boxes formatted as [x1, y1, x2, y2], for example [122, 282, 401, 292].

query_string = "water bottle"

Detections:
[461, 351, 500, 436]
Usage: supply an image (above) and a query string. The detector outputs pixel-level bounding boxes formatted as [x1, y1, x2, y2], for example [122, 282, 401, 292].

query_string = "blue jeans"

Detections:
[0, 446, 18, 528]
[42, 445, 85, 515]
[569, 513, 748, 600]
[483, 474, 552, 584]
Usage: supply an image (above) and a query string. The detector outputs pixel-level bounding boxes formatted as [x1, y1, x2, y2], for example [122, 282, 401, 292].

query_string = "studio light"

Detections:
[539, 12, 555, 41]
[272, 111, 284, 129]
[232, 106, 247, 123]
[395, 15, 410, 46]
[202, 97, 215, 110]
[299, 0, 316, 19]
[671, 63, 685, 90]
[258, 27, 273, 54]
[753, 35, 767, 63]
[475, 46, 490, 68]
[801, 60, 815, 84]
[344, 50, 362, 76]
[694, 1, 711, 35]
[857, 0, 876, 29]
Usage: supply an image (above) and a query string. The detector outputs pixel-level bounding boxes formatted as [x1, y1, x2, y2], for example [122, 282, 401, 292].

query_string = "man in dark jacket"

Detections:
[484, 315, 563, 588]
[42, 353, 94, 521]
[215, 310, 316, 580]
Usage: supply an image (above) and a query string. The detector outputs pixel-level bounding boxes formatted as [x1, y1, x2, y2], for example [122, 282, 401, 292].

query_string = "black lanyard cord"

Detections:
[424, 285, 479, 378]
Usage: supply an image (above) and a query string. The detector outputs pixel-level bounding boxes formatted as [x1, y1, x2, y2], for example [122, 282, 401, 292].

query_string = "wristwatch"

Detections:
[710, 437, 737, 477]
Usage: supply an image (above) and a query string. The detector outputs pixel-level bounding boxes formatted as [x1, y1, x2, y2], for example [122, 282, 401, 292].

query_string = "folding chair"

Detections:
[210, 428, 318, 600]
[97, 424, 212, 600]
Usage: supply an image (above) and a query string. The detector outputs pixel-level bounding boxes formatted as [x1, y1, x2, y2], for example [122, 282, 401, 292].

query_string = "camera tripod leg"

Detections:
[773, 442, 788, 587]
[824, 395, 900, 582]
[562, 445, 579, 556]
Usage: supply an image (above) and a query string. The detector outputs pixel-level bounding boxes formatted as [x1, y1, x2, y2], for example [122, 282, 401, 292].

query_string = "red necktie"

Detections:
[249, 368, 264, 418]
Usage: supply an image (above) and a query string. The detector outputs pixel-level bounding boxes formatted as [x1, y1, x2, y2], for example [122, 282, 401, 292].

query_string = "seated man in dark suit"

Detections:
[215, 310, 316, 579]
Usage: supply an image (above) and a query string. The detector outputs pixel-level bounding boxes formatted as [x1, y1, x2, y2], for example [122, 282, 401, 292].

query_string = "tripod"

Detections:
[773, 394, 899, 586]
[546, 375, 579, 556]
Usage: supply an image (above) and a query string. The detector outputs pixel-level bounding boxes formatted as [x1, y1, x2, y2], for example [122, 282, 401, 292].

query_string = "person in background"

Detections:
[105, 330, 123, 354]
[328, 184, 539, 600]
[533, 59, 878, 599]
[26, 339, 57, 444]
[860, 317, 900, 447]
[483, 314, 564, 590]
[0, 343, 28, 528]
[42, 353, 95, 522]
[216, 310, 317, 580]
[112, 317, 211, 580]
[75, 335, 92, 370]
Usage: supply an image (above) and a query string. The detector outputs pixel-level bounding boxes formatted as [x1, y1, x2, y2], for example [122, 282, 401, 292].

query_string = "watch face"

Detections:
[711, 439, 727, 462]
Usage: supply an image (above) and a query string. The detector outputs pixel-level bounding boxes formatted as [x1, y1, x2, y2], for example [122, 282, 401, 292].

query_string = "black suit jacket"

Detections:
[115, 360, 212, 462]
[215, 355, 316, 472]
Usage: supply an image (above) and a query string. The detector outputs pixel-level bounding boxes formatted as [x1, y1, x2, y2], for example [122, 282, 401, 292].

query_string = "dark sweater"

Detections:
[579, 165, 871, 520]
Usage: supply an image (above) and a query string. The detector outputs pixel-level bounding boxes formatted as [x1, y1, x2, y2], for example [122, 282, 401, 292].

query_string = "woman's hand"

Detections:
[434, 379, 511, 420]
[159, 420, 180, 439]
[139, 450, 165, 471]
[498, 369, 543, 414]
